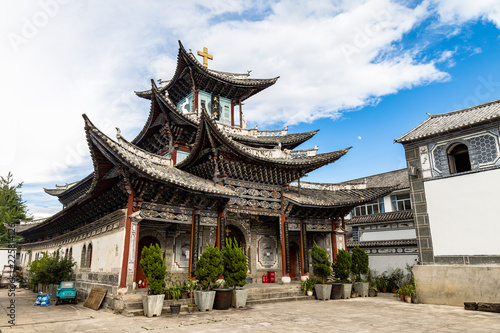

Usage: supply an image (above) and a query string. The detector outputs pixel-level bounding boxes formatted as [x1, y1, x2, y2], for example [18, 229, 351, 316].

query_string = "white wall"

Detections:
[369, 254, 418, 274]
[424, 168, 500, 256]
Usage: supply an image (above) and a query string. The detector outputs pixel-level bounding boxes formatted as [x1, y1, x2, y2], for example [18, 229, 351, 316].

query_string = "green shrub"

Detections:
[222, 238, 247, 288]
[195, 244, 223, 290]
[311, 242, 331, 284]
[351, 246, 369, 282]
[332, 249, 352, 283]
[140, 244, 166, 295]
[28, 250, 75, 286]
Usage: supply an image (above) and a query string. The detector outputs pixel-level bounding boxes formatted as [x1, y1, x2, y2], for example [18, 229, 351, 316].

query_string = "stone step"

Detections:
[247, 295, 315, 305]
[247, 291, 305, 301]
[123, 303, 197, 317]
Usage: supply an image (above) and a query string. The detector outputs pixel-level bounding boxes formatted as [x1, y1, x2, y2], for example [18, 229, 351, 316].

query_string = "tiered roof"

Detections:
[33, 42, 394, 243]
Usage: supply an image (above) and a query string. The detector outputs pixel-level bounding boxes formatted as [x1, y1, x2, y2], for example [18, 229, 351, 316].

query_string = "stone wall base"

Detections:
[414, 265, 500, 306]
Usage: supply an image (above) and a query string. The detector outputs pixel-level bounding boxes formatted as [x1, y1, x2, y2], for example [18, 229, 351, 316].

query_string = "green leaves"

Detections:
[195, 244, 223, 290]
[332, 249, 352, 283]
[222, 238, 247, 288]
[311, 242, 331, 284]
[140, 244, 166, 295]
[351, 246, 369, 282]
[27, 250, 75, 286]
[0, 172, 30, 247]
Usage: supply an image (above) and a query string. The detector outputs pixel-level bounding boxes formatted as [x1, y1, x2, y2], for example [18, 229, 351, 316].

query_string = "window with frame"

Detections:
[448, 143, 472, 174]
[352, 198, 385, 217]
[391, 193, 412, 211]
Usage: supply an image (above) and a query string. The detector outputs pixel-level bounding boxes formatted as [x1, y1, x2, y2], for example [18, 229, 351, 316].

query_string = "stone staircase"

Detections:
[121, 282, 313, 316]
[246, 282, 314, 305]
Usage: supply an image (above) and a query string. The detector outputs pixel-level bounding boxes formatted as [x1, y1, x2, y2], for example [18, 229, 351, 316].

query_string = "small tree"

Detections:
[140, 244, 166, 295]
[0, 172, 31, 247]
[332, 249, 352, 283]
[195, 244, 223, 290]
[311, 242, 331, 284]
[28, 250, 75, 287]
[351, 246, 369, 282]
[222, 238, 247, 288]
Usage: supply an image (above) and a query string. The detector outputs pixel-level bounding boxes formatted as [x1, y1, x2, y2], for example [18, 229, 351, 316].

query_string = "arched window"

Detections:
[87, 243, 93, 268]
[65, 248, 68, 259]
[69, 247, 73, 260]
[81, 245, 87, 268]
[448, 143, 472, 174]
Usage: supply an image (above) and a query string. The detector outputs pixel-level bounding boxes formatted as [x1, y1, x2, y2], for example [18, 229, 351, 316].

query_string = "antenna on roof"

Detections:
[247, 70, 252, 76]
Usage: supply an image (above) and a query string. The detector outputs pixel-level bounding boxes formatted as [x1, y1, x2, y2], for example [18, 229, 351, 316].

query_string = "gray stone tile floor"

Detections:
[1, 288, 499, 332]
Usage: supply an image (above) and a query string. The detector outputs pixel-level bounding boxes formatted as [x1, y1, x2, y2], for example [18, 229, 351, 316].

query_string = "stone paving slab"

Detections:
[1, 288, 499, 332]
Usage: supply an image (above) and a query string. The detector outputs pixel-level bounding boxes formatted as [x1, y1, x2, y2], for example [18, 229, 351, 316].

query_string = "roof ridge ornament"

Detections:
[197, 47, 213, 68]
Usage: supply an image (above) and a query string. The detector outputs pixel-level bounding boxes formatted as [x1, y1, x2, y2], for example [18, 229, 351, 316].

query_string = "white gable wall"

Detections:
[424, 167, 500, 256]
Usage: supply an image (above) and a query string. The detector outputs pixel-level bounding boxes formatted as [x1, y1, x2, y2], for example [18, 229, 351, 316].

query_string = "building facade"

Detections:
[396, 99, 500, 306]
[19, 42, 392, 309]
[344, 169, 417, 274]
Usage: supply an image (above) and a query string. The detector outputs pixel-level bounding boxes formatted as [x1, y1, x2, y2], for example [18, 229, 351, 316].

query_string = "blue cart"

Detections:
[55, 281, 77, 305]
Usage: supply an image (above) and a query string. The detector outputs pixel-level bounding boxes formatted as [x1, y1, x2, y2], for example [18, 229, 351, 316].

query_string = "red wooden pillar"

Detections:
[299, 219, 305, 276]
[280, 213, 289, 277]
[230, 102, 235, 127]
[216, 209, 224, 250]
[342, 216, 347, 250]
[120, 190, 135, 288]
[194, 90, 199, 116]
[332, 219, 338, 262]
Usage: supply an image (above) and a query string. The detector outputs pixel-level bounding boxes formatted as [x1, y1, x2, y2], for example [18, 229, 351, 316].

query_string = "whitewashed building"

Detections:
[345, 169, 418, 274]
[396, 99, 500, 306]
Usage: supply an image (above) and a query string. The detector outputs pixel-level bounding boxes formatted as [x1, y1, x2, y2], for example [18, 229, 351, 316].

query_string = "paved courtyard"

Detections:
[0, 288, 499, 332]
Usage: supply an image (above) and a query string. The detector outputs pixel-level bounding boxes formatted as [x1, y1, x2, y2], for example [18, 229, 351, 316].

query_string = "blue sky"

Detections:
[1, 0, 500, 218]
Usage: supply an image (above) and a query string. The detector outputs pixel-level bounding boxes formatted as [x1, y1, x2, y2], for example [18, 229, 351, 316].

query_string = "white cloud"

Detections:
[0, 0, 495, 217]
[432, 0, 500, 27]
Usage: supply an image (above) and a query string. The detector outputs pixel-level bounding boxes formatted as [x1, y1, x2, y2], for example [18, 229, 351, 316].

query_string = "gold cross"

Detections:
[197, 47, 213, 68]
[225, 227, 231, 237]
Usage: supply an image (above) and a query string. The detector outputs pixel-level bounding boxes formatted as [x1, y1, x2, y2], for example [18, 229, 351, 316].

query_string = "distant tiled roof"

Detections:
[347, 239, 417, 247]
[337, 168, 409, 190]
[396, 99, 500, 143]
[346, 210, 413, 225]
[284, 186, 394, 207]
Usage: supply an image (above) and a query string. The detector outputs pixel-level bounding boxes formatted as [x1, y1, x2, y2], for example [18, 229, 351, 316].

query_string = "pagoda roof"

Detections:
[135, 41, 279, 105]
[134, 80, 316, 151]
[177, 107, 349, 184]
[395, 98, 500, 144]
[84, 115, 237, 198]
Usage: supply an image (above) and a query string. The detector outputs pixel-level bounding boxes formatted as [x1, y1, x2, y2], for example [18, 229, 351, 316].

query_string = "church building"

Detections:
[19, 42, 392, 308]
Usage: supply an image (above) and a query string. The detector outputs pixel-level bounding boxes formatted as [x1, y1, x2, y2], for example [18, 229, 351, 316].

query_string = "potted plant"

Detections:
[139, 244, 166, 317]
[184, 278, 197, 312]
[351, 246, 369, 297]
[222, 238, 248, 308]
[332, 249, 352, 299]
[311, 242, 332, 300]
[194, 244, 223, 311]
[377, 273, 388, 293]
[301, 278, 316, 296]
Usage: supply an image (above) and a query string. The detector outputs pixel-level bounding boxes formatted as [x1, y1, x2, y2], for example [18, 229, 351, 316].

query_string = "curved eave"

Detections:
[229, 130, 319, 149]
[137, 41, 279, 103]
[284, 186, 395, 208]
[86, 115, 237, 198]
[178, 108, 349, 171]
